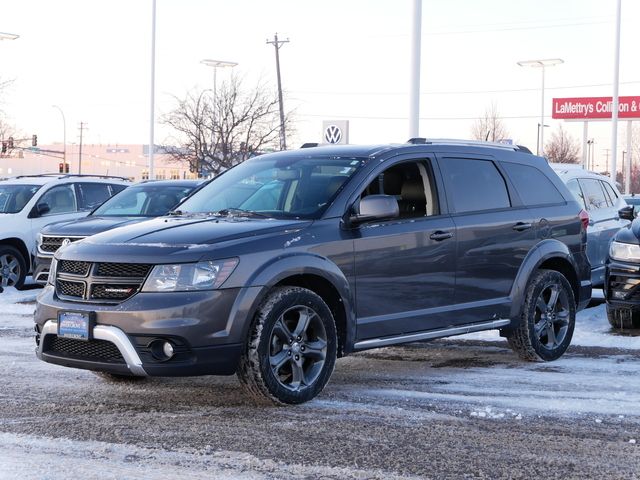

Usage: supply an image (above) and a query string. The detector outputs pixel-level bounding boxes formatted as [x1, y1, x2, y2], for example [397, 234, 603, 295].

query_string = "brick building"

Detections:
[0, 144, 195, 181]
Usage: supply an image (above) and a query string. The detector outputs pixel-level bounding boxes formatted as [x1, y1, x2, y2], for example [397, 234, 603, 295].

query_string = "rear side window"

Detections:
[503, 163, 565, 206]
[601, 181, 619, 207]
[77, 183, 113, 210]
[566, 179, 586, 209]
[578, 178, 609, 210]
[440, 158, 510, 213]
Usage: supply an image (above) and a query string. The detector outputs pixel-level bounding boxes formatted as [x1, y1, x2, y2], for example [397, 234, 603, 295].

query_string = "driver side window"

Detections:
[38, 185, 77, 216]
[358, 160, 438, 218]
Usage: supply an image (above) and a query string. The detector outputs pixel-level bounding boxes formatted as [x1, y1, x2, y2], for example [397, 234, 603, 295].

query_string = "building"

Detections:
[0, 144, 196, 181]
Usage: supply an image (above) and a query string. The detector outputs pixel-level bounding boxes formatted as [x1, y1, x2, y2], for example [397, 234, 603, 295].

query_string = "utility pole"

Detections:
[267, 33, 289, 150]
[604, 148, 610, 174]
[78, 122, 87, 174]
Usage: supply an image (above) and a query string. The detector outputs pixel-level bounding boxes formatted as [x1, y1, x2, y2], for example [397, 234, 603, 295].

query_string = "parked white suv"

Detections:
[551, 164, 628, 287]
[0, 174, 129, 288]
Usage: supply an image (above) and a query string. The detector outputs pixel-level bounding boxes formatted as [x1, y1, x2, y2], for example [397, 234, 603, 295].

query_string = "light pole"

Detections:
[52, 105, 66, 172]
[0, 32, 19, 41]
[149, 0, 156, 180]
[518, 58, 564, 156]
[536, 123, 549, 156]
[200, 59, 238, 177]
[409, 0, 422, 138]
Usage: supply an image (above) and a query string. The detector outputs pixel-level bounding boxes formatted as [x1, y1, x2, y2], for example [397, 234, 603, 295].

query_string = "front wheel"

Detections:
[0, 245, 26, 289]
[507, 269, 576, 362]
[237, 286, 337, 405]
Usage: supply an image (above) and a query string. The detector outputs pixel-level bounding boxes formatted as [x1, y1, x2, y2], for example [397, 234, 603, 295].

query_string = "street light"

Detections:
[200, 59, 238, 103]
[52, 105, 66, 172]
[0, 32, 19, 41]
[518, 58, 564, 156]
[200, 59, 237, 177]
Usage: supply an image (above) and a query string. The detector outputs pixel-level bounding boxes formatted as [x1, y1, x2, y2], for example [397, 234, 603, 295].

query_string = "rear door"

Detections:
[437, 154, 536, 324]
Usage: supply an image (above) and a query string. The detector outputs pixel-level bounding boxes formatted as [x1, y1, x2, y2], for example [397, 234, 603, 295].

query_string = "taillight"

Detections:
[579, 209, 589, 230]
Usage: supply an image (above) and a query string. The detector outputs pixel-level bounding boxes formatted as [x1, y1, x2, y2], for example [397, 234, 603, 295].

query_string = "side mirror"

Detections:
[349, 195, 399, 225]
[619, 205, 635, 221]
[36, 202, 51, 216]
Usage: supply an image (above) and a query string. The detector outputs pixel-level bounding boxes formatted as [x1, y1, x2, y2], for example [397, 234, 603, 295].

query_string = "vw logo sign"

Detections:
[324, 125, 343, 144]
[61, 238, 71, 248]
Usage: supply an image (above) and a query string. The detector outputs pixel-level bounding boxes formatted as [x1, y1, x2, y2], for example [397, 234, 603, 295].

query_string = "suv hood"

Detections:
[59, 215, 311, 264]
[41, 216, 145, 237]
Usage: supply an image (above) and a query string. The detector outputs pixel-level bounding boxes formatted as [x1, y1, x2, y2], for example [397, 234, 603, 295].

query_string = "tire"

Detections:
[237, 286, 337, 405]
[606, 305, 640, 329]
[0, 245, 26, 289]
[92, 372, 147, 383]
[506, 269, 576, 362]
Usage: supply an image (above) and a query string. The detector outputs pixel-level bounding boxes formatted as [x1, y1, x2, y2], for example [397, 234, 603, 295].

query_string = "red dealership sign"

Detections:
[552, 96, 640, 120]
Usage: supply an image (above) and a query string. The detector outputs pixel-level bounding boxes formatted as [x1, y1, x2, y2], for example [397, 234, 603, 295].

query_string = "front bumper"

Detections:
[33, 256, 52, 285]
[34, 284, 262, 376]
[605, 259, 640, 309]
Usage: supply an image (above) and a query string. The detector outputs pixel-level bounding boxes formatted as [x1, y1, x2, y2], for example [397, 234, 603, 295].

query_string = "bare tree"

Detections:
[470, 103, 509, 142]
[543, 125, 581, 164]
[162, 76, 289, 176]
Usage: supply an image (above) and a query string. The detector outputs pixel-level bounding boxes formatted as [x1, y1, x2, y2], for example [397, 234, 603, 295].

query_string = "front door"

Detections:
[352, 158, 457, 340]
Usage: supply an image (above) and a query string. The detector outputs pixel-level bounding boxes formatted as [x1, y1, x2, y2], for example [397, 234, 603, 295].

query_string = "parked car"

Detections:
[33, 179, 203, 284]
[551, 164, 629, 288]
[0, 174, 129, 288]
[604, 203, 640, 328]
[35, 140, 591, 404]
[623, 194, 640, 216]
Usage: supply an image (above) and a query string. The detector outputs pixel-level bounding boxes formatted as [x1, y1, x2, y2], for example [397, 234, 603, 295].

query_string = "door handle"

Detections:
[429, 231, 453, 241]
[512, 222, 532, 232]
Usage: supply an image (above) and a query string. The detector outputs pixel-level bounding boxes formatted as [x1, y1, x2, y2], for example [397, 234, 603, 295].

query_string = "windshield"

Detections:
[92, 185, 196, 217]
[0, 184, 41, 213]
[178, 156, 364, 219]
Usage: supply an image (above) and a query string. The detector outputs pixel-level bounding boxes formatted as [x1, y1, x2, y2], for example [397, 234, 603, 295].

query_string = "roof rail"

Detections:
[300, 142, 320, 148]
[13, 173, 131, 181]
[406, 138, 532, 153]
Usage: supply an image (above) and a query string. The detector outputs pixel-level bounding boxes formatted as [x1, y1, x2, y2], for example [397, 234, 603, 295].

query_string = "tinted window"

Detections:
[566, 179, 586, 209]
[77, 183, 113, 210]
[0, 184, 40, 213]
[578, 178, 609, 210]
[601, 181, 619, 207]
[503, 163, 564, 206]
[92, 185, 196, 216]
[440, 158, 510, 213]
[39, 185, 77, 215]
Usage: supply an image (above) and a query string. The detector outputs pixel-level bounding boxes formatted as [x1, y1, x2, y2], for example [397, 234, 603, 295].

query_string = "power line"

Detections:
[290, 80, 640, 97]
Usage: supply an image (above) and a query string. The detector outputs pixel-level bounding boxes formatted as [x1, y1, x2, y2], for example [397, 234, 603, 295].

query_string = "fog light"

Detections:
[150, 339, 175, 361]
[612, 291, 627, 300]
[162, 341, 174, 359]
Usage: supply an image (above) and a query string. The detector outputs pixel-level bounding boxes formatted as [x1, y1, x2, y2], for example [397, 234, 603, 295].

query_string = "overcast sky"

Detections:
[1, 0, 638, 166]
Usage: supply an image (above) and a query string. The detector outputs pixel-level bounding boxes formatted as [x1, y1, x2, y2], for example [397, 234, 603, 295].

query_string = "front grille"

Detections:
[609, 274, 640, 301]
[45, 336, 125, 363]
[40, 236, 84, 254]
[55, 261, 151, 303]
[56, 279, 85, 298]
[91, 284, 140, 300]
[95, 263, 152, 278]
[58, 260, 91, 276]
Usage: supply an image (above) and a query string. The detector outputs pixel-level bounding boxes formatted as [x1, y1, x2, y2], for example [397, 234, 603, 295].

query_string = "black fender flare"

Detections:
[508, 239, 580, 322]
[228, 253, 356, 353]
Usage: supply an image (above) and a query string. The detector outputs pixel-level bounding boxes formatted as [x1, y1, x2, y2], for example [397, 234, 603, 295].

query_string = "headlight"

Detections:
[609, 241, 640, 262]
[141, 258, 238, 292]
[47, 257, 58, 286]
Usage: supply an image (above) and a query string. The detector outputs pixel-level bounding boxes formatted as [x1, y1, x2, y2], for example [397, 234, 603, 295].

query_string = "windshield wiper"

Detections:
[168, 210, 184, 216]
[215, 208, 269, 218]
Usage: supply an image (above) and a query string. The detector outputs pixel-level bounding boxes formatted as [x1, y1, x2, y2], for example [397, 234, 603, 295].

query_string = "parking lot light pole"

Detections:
[518, 58, 564, 156]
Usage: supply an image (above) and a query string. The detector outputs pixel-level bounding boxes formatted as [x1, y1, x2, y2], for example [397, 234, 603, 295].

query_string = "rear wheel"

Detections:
[507, 269, 576, 362]
[237, 286, 337, 405]
[606, 305, 640, 329]
[0, 245, 26, 289]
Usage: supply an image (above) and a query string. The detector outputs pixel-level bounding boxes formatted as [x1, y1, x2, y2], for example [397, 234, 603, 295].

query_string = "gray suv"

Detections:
[35, 140, 591, 404]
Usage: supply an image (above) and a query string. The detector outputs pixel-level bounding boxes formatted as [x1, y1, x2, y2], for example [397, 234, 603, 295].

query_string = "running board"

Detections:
[353, 319, 511, 350]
